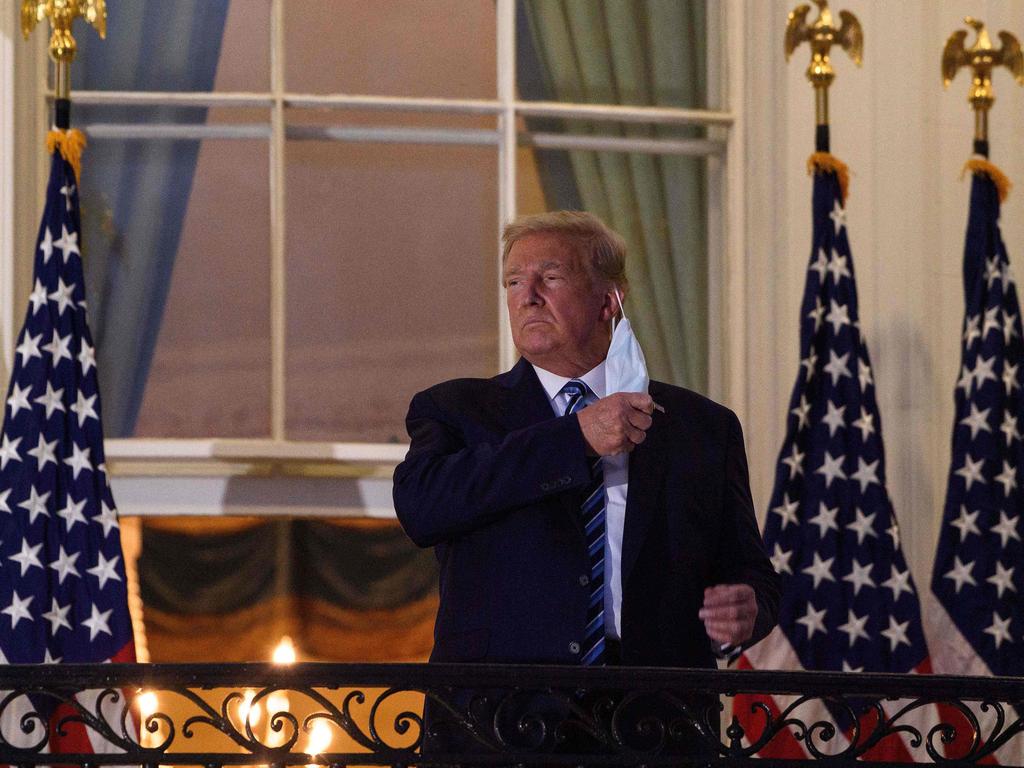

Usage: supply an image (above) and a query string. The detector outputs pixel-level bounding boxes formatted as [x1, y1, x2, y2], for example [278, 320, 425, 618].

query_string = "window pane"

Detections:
[285, 0, 496, 99]
[516, 0, 709, 109]
[70, 0, 269, 93]
[517, 146, 708, 392]
[285, 135, 499, 442]
[79, 129, 271, 438]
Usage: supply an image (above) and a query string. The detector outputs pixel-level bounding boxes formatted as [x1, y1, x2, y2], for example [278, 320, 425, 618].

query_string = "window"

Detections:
[11, 0, 742, 462]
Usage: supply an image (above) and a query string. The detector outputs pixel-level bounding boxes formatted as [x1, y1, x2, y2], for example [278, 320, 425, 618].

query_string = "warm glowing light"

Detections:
[306, 719, 333, 757]
[238, 689, 262, 728]
[137, 691, 159, 718]
[265, 691, 291, 747]
[267, 691, 289, 716]
[272, 636, 297, 664]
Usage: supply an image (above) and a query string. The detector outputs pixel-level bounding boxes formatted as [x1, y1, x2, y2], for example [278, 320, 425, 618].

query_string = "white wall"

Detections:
[742, 0, 1024, 595]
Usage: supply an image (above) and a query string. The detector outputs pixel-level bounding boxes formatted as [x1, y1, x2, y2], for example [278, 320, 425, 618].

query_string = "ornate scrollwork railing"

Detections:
[0, 663, 1021, 766]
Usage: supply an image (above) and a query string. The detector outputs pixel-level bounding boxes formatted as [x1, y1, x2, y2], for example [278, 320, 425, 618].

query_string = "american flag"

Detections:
[735, 157, 935, 761]
[0, 134, 135, 750]
[927, 161, 1024, 763]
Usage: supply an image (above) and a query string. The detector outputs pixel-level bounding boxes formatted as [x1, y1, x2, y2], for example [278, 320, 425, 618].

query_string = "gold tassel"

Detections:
[46, 128, 87, 184]
[962, 157, 1012, 203]
[807, 152, 850, 203]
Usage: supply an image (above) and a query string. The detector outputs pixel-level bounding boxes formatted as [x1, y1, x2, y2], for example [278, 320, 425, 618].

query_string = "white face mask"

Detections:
[605, 288, 649, 395]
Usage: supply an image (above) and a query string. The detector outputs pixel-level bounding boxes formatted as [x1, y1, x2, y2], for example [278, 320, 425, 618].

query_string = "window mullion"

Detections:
[270, 0, 287, 441]
[496, 0, 516, 372]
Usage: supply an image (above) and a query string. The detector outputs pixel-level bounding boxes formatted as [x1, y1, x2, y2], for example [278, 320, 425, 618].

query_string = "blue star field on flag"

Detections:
[759, 163, 929, 677]
[931, 166, 1023, 675]
[0, 140, 133, 665]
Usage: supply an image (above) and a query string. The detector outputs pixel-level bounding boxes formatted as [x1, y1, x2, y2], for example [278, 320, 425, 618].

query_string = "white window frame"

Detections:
[1, 0, 747, 481]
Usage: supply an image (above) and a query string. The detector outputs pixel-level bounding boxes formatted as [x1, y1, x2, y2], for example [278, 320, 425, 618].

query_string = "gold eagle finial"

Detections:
[942, 17, 1023, 145]
[785, 0, 862, 128]
[21, 1, 106, 65]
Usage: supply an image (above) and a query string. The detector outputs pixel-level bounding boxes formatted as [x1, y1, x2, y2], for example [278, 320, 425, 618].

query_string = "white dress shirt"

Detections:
[531, 361, 628, 640]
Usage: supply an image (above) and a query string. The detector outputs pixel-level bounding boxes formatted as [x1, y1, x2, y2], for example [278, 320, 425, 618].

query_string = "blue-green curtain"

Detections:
[73, 1, 230, 436]
[518, 0, 708, 392]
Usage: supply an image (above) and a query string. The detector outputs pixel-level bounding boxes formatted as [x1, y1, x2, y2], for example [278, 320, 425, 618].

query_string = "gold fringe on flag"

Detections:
[807, 152, 850, 203]
[961, 157, 1012, 203]
[46, 128, 87, 183]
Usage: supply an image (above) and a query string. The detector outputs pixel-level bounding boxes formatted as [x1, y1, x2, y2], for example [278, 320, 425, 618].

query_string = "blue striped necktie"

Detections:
[562, 380, 606, 666]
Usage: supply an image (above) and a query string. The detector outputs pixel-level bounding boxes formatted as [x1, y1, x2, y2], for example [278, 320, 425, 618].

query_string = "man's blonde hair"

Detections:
[501, 210, 628, 290]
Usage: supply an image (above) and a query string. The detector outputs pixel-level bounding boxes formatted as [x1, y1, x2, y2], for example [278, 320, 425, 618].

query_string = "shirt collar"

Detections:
[531, 359, 608, 402]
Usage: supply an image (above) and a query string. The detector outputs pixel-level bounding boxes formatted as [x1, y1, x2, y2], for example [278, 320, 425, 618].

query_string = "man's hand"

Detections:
[699, 584, 757, 646]
[576, 393, 654, 456]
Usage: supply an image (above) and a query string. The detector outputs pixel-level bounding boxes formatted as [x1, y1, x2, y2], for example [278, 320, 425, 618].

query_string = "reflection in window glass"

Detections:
[516, 0, 707, 109]
[284, 138, 499, 443]
[82, 138, 272, 438]
[71, 0, 270, 93]
[285, 0, 496, 99]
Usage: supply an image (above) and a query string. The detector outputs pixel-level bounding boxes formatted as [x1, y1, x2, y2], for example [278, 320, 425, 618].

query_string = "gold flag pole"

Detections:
[942, 17, 1023, 158]
[784, 0, 862, 153]
[21, 0, 107, 129]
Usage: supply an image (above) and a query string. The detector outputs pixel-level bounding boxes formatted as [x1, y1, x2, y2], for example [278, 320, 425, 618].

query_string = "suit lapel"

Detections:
[499, 358, 586, 535]
[498, 357, 555, 433]
[620, 407, 668, 588]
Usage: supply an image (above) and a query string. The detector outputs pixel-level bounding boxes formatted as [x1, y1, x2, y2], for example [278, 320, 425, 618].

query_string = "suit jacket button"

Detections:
[568, 641, 581, 655]
[578, 575, 590, 587]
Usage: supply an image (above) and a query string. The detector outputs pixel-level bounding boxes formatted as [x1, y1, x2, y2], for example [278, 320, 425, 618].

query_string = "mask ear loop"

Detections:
[612, 287, 627, 332]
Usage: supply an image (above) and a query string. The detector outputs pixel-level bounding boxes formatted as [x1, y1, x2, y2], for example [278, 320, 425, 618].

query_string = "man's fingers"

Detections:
[703, 584, 755, 607]
[626, 410, 653, 431]
[625, 393, 655, 414]
[625, 425, 647, 446]
[699, 604, 755, 622]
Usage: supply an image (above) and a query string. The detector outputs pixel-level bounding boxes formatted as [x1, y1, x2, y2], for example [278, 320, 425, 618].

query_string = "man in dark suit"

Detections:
[393, 211, 779, 754]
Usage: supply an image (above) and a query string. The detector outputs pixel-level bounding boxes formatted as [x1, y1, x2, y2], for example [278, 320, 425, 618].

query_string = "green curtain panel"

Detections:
[139, 519, 439, 662]
[520, 0, 709, 391]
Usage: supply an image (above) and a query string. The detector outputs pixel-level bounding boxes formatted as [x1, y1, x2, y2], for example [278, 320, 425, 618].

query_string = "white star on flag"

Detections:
[86, 552, 122, 590]
[17, 486, 50, 524]
[842, 559, 876, 595]
[823, 350, 852, 385]
[990, 511, 1021, 548]
[982, 612, 1013, 649]
[943, 556, 977, 593]
[838, 609, 870, 647]
[8, 539, 43, 576]
[41, 598, 72, 635]
[796, 604, 828, 639]
[801, 552, 836, 589]
[81, 604, 113, 641]
[881, 616, 911, 651]
[772, 494, 800, 529]
[882, 565, 914, 601]
[0, 434, 22, 470]
[3, 591, 34, 628]
[949, 506, 981, 542]
[53, 224, 79, 262]
[57, 495, 88, 531]
[41, 330, 72, 366]
[26, 434, 57, 469]
[985, 561, 1016, 598]
[954, 453, 985, 490]
[6, 382, 33, 418]
[845, 508, 878, 544]
[807, 502, 838, 538]
[815, 451, 847, 488]
[49, 545, 80, 585]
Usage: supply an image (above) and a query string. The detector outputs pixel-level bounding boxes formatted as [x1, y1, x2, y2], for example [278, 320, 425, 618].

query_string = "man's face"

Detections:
[503, 233, 615, 375]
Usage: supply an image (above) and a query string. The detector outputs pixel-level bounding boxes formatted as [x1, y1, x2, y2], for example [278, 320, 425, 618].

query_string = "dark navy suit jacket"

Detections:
[393, 358, 779, 669]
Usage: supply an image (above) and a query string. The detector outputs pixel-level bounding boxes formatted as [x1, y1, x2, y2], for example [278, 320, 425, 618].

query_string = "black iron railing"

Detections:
[0, 663, 1021, 766]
